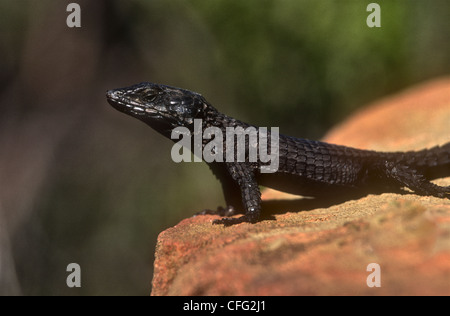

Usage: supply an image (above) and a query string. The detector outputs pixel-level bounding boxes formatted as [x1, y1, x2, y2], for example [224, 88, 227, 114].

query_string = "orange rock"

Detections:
[151, 78, 450, 296]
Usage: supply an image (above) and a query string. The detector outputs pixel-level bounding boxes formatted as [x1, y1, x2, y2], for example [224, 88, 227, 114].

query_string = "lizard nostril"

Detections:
[106, 89, 122, 100]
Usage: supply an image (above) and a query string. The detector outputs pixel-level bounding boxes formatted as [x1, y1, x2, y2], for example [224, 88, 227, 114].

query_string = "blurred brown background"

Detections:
[0, 0, 449, 295]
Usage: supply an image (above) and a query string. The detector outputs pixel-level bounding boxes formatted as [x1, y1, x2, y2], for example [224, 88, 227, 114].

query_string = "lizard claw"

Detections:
[212, 214, 258, 226]
[213, 216, 248, 226]
[195, 205, 238, 217]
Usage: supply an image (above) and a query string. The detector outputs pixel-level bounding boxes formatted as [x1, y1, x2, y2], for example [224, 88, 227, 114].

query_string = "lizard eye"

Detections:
[142, 94, 157, 104]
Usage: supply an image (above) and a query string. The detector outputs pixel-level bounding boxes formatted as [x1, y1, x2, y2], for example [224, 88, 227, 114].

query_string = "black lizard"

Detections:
[106, 82, 450, 225]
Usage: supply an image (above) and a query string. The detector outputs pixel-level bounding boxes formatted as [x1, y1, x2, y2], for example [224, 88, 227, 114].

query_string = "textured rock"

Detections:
[151, 77, 450, 296]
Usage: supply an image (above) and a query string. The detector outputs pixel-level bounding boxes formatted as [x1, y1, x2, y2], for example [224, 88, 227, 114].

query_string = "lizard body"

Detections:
[107, 82, 450, 225]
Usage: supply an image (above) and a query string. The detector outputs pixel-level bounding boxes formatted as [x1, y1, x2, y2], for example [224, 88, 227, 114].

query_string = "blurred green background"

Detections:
[0, 0, 449, 295]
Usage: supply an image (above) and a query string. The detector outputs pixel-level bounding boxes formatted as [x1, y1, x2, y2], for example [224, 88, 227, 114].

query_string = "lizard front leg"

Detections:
[195, 162, 243, 218]
[213, 162, 261, 226]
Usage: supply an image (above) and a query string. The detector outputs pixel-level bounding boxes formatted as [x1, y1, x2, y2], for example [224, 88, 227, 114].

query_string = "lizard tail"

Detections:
[395, 142, 450, 180]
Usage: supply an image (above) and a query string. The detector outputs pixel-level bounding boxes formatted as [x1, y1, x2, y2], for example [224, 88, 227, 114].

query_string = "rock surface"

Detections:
[151, 77, 450, 296]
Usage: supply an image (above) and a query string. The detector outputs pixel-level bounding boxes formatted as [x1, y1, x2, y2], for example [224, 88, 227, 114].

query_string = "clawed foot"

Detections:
[195, 206, 259, 226]
[212, 215, 253, 226]
[195, 205, 238, 217]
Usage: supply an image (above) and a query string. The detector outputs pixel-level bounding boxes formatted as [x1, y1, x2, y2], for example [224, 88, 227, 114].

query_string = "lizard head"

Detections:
[107, 82, 209, 134]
